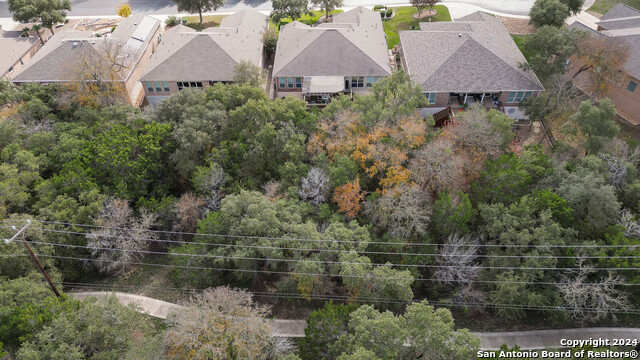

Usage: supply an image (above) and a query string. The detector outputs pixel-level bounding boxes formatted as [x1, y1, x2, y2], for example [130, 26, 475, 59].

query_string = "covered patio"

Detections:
[302, 76, 345, 106]
[449, 92, 500, 110]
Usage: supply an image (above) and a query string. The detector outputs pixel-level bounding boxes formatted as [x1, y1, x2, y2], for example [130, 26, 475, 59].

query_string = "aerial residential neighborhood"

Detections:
[1, 0, 640, 359]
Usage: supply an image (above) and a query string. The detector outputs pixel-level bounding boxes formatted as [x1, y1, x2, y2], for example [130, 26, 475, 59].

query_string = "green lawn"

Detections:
[588, 0, 640, 14]
[272, 10, 344, 29]
[382, 5, 452, 49]
[511, 34, 534, 62]
[182, 15, 228, 31]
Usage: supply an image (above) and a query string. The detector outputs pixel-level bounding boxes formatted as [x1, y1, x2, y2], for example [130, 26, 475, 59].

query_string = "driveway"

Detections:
[0, 0, 535, 18]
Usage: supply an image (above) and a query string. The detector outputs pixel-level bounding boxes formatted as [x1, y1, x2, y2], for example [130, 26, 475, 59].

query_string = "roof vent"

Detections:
[134, 22, 138, 26]
[458, 33, 462, 37]
[72, 42, 79, 47]
[91, 41, 95, 45]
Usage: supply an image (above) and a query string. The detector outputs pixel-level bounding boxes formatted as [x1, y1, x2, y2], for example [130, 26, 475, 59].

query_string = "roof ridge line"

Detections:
[331, 29, 391, 76]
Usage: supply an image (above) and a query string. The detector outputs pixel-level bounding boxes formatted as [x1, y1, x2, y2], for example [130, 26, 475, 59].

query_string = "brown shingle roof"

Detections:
[272, 7, 391, 78]
[400, 11, 544, 93]
[0, 29, 38, 76]
[140, 10, 267, 82]
[12, 15, 159, 83]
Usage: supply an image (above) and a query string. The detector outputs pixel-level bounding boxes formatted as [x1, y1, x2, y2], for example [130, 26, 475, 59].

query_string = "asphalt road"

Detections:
[0, 0, 534, 18]
[71, 291, 640, 350]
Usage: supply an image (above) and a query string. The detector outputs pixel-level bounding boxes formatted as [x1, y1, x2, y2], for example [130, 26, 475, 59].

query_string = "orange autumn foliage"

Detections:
[309, 110, 426, 191]
[332, 179, 364, 218]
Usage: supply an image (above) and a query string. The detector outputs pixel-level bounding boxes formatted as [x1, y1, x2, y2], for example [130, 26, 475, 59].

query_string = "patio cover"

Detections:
[306, 76, 344, 94]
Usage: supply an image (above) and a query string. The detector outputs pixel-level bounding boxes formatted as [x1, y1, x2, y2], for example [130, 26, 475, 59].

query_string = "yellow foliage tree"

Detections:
[309, 110, 426, 192]
[332, 179, 364, 218]
[116, 3, 132, 18]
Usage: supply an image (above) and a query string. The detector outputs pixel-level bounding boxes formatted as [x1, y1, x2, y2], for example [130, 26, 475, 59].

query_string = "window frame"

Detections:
[295, 77, 302, 88]
[351, 76, 364, 88]
[155, 82, 162, 92]
[627, 80, 638, 93]
[287, 77, 294, 88]
[279, 77, 286, 89]
[162, 81, 170, 92]
[146, 81, 154, 92]
[424, 92, 436, 104]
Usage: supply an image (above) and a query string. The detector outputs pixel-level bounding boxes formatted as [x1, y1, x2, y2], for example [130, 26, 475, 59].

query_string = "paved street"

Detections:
[0, 0, 535, 18]
[70, 292, 640, 349]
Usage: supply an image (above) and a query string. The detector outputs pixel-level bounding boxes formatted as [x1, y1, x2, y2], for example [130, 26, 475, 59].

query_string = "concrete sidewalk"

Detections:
[69, 291, 640, 348]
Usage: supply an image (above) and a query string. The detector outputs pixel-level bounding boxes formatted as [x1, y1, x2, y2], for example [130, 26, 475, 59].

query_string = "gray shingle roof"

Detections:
[272, 6, 391, 78]
[597, 15, 640, 30]
[0, 29, 38, 76]
[582, 4, 640, 79]
[400, 11, 543, 93]
[599, 3, 640, 21]
[140, 10, 267, 82]
[12, 15, 159, 83]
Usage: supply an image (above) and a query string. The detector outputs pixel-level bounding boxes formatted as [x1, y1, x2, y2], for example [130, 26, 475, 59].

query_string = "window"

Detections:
[287, 77, 294, 88]
[279, 78, 286, 88]
[424, 93, 436, 104]
[146, 81, 154, 92]
[507, 91, 529, 103]
[366, 76, 380, 87]
[177, 81, 202, 90]
[162, 81, 169, 91]
[295, 77, 302, 88]
[627, 80, 638, 93]
[155, 82, 162, 92]
[351, 76, 364, 88]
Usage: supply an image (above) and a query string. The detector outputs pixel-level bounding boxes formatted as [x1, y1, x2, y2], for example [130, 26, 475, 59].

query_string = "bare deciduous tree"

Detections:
[86, 198, 156, 275]
[409, 138, 468, 194]
[600, 154, 628, 189]
[364, 183, 432, 239]
[618, 209, 640, 239]
[558, 258, 630, 324]
[192, 162, 226, 213]
[434, 233, 481, 285]
[298, 167, 330, 205]
[61, 40, 134, 108]
[165, 287, 279, 360]
[264, 180, 285, 201]
[601, 138, 640, 167]
[173, 192, 205, 234]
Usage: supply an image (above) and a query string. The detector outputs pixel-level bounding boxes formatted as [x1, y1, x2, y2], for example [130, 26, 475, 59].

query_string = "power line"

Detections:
[16, 227, 640, 260]
[58, 282, 640, 315]
[20, 252, 640, 286]
[8, 219, 640, 249]
[23, 240, 640, 272]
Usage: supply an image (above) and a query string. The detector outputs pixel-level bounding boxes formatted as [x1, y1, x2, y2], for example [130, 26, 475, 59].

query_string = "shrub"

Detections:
[386, 9, 393, 17]
[165, 15, 179, 26]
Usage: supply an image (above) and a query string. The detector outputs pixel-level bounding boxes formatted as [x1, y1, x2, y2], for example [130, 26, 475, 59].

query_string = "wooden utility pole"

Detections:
[6, 221, 61, 297]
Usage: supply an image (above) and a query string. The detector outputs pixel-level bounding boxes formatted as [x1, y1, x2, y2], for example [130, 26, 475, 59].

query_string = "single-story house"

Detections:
[0, 27, 41, 80]
[398, 11, 544, 122]
[569, 3, 640, 126]
[272, 6, 392, 105]
[11, 14, 161, 106]
[140, 10, 268, 106]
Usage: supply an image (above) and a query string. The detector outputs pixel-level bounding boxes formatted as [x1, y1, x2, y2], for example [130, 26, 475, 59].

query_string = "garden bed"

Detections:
[413, 9, 437, 19]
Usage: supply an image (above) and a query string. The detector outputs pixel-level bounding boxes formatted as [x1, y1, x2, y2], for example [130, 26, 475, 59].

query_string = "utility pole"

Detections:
[5, 221, 61, 298]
